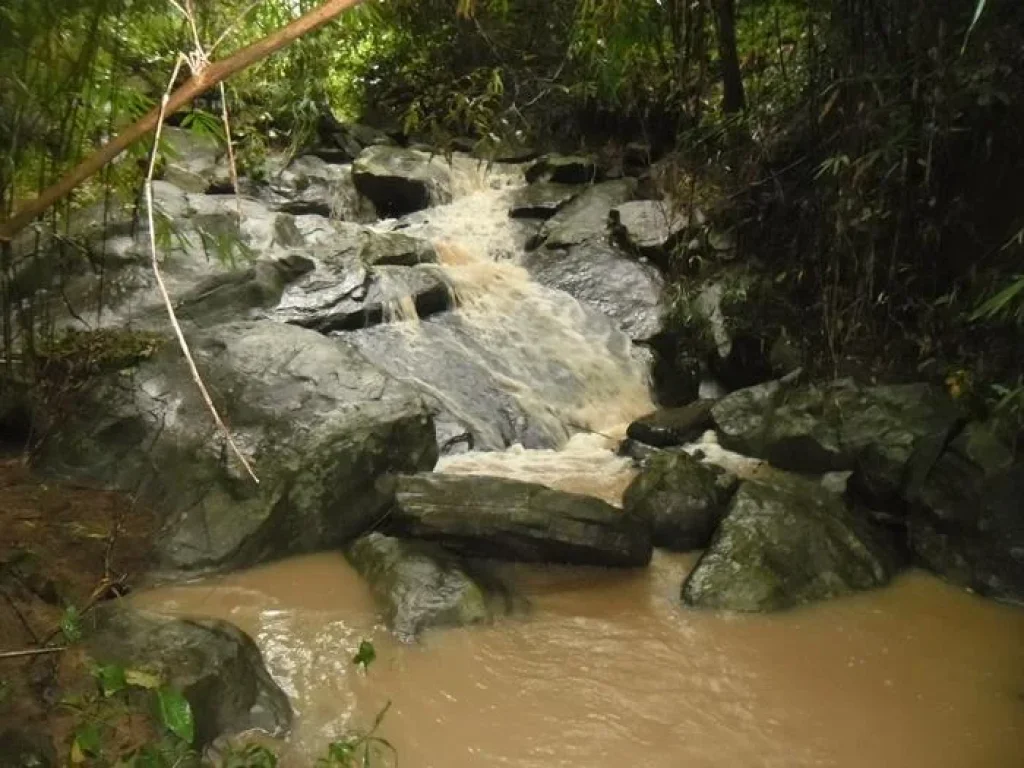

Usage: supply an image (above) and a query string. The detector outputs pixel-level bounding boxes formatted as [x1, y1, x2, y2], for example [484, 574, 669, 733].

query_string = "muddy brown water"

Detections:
[136, 549, 1024, 768]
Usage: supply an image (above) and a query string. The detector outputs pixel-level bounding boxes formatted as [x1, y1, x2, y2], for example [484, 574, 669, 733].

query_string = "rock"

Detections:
[682, 475, 897, 611]
[84, 606, 291, 748]
[0, 728, 55, 768]
[626, 400, 716, 448]
[906, 422, 1024, 602]
[160, 126, 230, 193]
[623, 452, 738, 550]
[38, 321, 437, 573]
[358, 230, 438, 267]
[609, 199, 694, 267]
[525, 155, 597, 185]
[276, 261, 450, 332]
[711, 379, 963, 480]
[381, 473, 652, 567]
[345, 532, 513, 640]
[530, 179, 637, 249]
[247, 154, 374, 221]
[352, 146, 453, 216]
[315, 118, 395, 163]
[508, 183, 582, 219]
[524, 240, 666, 341]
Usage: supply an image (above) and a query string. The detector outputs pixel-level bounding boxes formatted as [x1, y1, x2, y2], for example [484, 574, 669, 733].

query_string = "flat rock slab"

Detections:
[624, 452, 738, 550]
[84, 606, 291, 748]
[381, 473, 652, 566]
[345, 532, 515, 640]
[531, 179, 637, 249]
[682, 475, 897, 612]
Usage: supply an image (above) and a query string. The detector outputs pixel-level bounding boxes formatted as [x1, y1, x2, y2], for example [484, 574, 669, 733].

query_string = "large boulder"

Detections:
[245, 154, 375, 222]
[682, 475, 897, 611]
[160, 126, 231, 193]
[530, 179, 636, 249]
[906, 422, 1024, 602]
[38, 321, 437, 574]
[623, 452, 738, 550]
[352, 146, 453, 217]
[84, 606, 291, 748]
[345, 532, 514, 640]
[711, 378, 963, 482]
[524, 241, 666, 341]
[381, 474, 652, 566]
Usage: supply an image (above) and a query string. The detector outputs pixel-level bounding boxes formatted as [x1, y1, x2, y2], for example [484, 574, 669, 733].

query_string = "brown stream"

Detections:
[136, 548, 1024, 768]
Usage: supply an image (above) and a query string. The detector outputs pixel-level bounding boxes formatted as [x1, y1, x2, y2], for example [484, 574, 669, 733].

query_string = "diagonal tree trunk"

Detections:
[0, 0, 364, 242]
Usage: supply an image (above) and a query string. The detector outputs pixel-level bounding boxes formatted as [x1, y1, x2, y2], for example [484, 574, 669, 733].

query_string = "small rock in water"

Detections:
[626, 400, 716, 448]
[346, 532, 514, 641]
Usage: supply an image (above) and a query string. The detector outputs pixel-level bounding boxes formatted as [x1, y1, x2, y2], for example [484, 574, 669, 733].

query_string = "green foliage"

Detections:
[219, 744, 278, 768]
[316, 702, 396, 768]
[61, 604, 84, 643]
[352, 639, 376, 671]
[155, 687, 195, 745]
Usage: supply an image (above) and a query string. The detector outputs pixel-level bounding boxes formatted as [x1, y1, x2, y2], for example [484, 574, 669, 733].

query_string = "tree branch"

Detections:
[0, 0, 365, 242]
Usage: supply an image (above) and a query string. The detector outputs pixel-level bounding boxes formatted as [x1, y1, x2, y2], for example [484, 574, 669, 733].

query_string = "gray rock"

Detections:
[38, 321, 437, 574]
[524, 241, 666, 341]
[161, 126, 230, 193]
[382, 473, 652, 567]
[907, 422, 1024, 602]
[525, 155, 597, 185]
[358, 230, 438, 267]
[609, 199, 694, 265]
[508, 183, 582, 219]
[682, 475, 897, 611]
[352, 146, 453, 216]
[623, 452, 738, 550]
[626, 400, 716, 448]
[531, 179, 636, 249]
[84, 606, 291, 748]
[345, 532, 513, 640]
[247, 155, 373, 221]
[711, 379, 963, 481]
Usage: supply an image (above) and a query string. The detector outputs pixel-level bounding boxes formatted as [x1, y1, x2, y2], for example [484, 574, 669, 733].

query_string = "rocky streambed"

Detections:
[5, 124, 1022, 765]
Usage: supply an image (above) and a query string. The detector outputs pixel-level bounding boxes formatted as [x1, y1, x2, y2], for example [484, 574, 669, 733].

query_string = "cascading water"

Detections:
[134, 157, 1024, 768]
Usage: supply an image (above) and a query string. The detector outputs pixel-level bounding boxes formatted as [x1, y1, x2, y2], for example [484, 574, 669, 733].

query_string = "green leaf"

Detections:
[60, 604, 82, 643]
[155, 687, 195, 745]
[72, 723, 103, 761]
[94, 663, 128, 697]
[352, 640, 376, 670]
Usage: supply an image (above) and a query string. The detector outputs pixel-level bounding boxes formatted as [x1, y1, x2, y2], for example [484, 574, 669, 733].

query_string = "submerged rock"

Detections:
[623, 452, 738, 550]
[38, 321, 437, 573]
[907, 422, 1024, 602]
[84, 606, 291, 748]
[524, 241, 666, 341]
[345, 532, 513, 640]
[683, 475, 897, 611]
[381, 473, 652, 566]
[626, 401, 715, 448]
[352, 146, 453, 216]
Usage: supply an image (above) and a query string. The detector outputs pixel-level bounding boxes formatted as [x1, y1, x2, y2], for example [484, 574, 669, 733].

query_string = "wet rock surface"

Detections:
[682, 474, 898, 611]
[38, 321, 437, 574]
[84, 605, 291, 748]
[352, 145, 453, 216]
[529, 179, 637, 249]
[345, 532, 514, 640]
[381, 473, 653, 567]
[623, 452, 738, 550]
[508, 182, 582, 219]
[524, 154, 597, 185]
[626, 401, 715, 448]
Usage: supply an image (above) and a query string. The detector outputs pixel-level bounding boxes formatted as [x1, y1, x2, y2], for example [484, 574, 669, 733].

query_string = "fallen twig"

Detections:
[0, 646, 67, 660]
